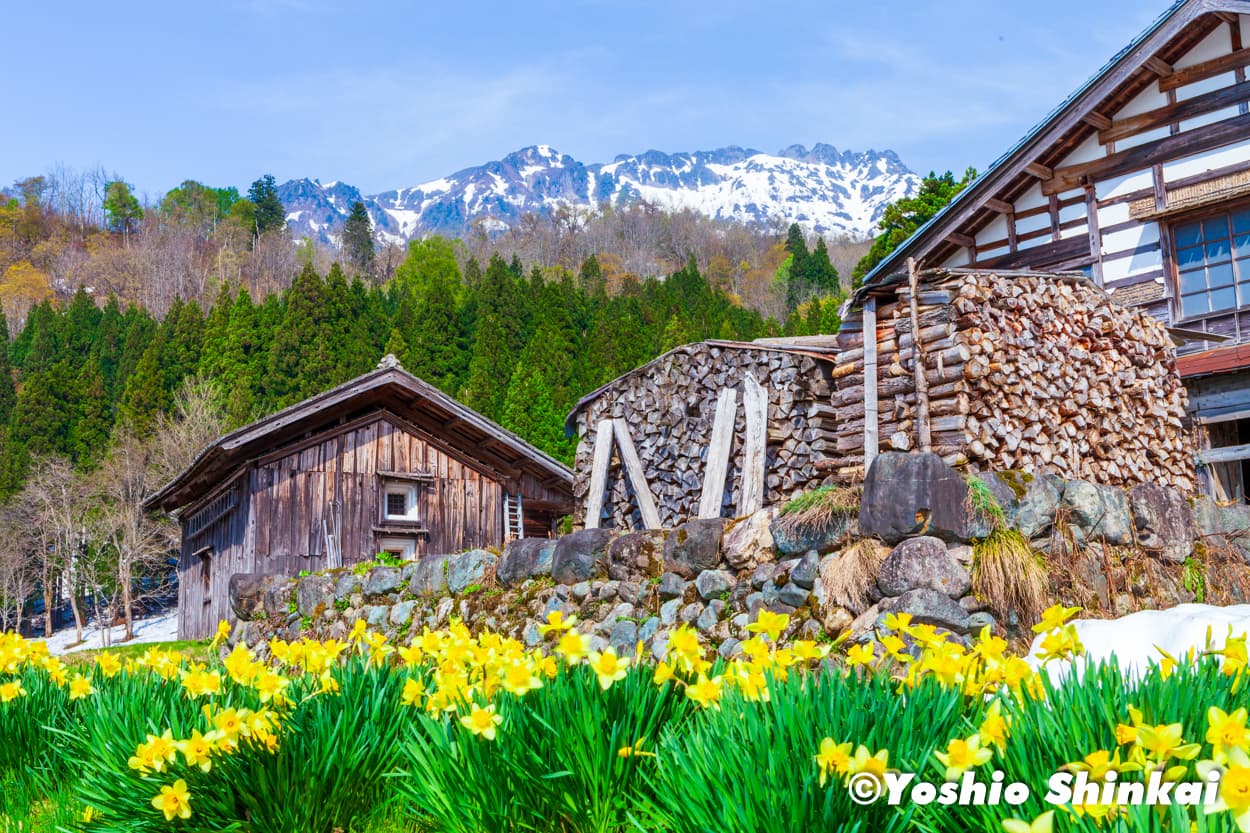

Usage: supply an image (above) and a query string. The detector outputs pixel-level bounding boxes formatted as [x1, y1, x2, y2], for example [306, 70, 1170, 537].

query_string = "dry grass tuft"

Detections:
[773, 486, 861, 544]
[818, 538, 890, 613]
[972, 528, 1048, 630]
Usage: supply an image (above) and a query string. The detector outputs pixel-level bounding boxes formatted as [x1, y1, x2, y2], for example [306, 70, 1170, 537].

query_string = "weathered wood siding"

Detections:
[177, 474, 250, 640]
[249, 414, 507, 574]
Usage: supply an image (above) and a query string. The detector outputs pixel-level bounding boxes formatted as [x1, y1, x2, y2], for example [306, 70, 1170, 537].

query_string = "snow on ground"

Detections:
[1027, 603, 1250, 683]
[39, 610, 180, 656]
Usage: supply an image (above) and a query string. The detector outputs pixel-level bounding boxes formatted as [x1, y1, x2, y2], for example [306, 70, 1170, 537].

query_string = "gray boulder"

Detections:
[1191, 495, 1222, 538]
[777, 582, 810, 608]
[771, 510, 856, 556]
[229, 573, 272, 621]
[295, 575, 334, 619]
[1129, 483, 1195, 564]
[1218, 503, 1250, 563]
[694, 569, 735, 600]
[334, 573, 363, 599]
[608, 530, 669, 576]
[877, 536, 971, 598]
[389, 600, 417, 626]
[858, 452, 980, 543]
[975, 471, 1064, 539]
[723, 507, 778, 570]
[1061, 481, 1133, 546]
[263, 579, 295, 618]
[409, 553, 454, 596]
[663, 518, 727, 578]
[364, 566, 404, 596]
[552, 528, 615, 585]
[446, 549, 498, 594]
[497, 538, 556, 587]
[789, 551, 821, 590]
[608, 620, 639, 655]
[657, 572, 687, 600]
[878, 588, 971, 634]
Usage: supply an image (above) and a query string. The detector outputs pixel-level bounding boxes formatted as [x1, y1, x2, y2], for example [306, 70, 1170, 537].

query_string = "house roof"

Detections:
[145, 358, 574, 513]
[854, 0, 1246, 304]
[564, 339, 837, 433]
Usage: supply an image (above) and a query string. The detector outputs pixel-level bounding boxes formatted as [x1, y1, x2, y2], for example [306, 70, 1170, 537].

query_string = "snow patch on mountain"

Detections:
[278, 144, 919, 247]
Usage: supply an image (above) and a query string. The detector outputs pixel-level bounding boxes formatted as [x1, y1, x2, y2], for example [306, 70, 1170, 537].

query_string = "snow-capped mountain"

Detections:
[279, 144, 919, 246]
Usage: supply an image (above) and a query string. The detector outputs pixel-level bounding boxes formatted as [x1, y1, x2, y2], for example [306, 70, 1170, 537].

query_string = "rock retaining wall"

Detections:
[227, 453, 1250, 657]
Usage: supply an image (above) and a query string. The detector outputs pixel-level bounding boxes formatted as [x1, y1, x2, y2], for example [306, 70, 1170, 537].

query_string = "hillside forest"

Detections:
[0, 166, 899, 639]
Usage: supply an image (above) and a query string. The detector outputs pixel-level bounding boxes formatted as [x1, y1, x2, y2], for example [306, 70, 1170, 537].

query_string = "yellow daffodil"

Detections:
[0, 680, 25, 703]
[151, 779, 192, 822]
[1033, 604, 1081, 634]
[815, 738, 853, 786]
[1136, 722, 1201, 764]
[934, 733, 994, 781]
[881, 612, 913, 633]
[1062, 749, 1138, 780]
[128, 731, 177, 774]
[588, 649, 630, 691]
[96, 652, 122, 678]
[685, 674, 724, 710]
[537, 610, 578, 637]
[979, 700, 1011, 751]
[617, 737, 656, 759]
[210, 620, 231, 647]
[401, 677, 427, 707]
[1208, 707, 1250, 764]
[555, 630, 590, 665]
[745, 610, 789, 642]
[68, 675, 94, 700]
[653, 661, 675, 685]
[459, 703, 503, 740]
[176, 731, 216, 773]
[846, 642, 875, 668]
[847, 745, 891, 782]
[501, 660, 544, 696]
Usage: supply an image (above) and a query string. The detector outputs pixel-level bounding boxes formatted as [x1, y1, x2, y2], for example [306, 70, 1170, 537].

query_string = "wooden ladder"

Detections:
[503, 493, 524, 541]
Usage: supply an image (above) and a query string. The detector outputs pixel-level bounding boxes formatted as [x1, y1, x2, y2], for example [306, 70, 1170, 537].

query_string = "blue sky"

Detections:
[3, 0, 1169, 199]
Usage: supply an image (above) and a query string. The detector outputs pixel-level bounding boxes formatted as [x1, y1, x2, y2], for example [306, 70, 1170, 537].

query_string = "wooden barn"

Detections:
[145, 356, 574, 639]
[851, 0, 1250, 499]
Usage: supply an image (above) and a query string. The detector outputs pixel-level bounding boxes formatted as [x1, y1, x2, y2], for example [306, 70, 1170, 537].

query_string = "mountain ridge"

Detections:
[279, 143, 919, 247]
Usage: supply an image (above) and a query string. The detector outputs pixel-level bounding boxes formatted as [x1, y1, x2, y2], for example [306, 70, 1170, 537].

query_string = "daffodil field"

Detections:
[1, 607, 1249, 833]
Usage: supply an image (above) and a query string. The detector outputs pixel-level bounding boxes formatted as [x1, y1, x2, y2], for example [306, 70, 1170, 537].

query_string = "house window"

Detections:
[377, 536, 416, 561]
[1174, 207, 1250, 319]
[382, 484, 419, 522]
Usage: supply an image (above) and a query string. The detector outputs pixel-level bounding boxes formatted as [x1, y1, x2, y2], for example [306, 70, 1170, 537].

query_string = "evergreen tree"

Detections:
[384, 328, 407, 360]
[246, 174, 285, 236]
[342, 201, 374, 274]
[103, 181, 143, 240]
[94, 295, 125, 399]
[221, 287, 262, 427]
[852, 167, 977, 287]
[267, 263, 331, 407]
[198, 283, 234, 380]
[462, 255, 523, 419]
[579, 254, 604, 296]
[120, 337, 170, 435]
[69, 356, 110, 466]
[499, 358, 572, 463]
[0, 309, 15, 428]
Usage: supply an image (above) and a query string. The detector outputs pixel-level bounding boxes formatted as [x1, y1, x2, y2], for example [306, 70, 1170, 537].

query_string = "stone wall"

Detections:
[227, 453, 1250, 657]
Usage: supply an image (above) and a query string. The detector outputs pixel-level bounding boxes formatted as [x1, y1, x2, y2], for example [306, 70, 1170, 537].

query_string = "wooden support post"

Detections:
[737, 375, 768, 516]
[862, 296, 879, 472]
[612, 418, 662, 530]
[584, 419, 614, 529]
[907, 258, 932, 453]
[698, 388, 738, 519]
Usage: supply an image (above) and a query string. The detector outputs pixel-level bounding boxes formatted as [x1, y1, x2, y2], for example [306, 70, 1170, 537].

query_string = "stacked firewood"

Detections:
[830, 270, 1195, 491]
[571, 342, 836, 528]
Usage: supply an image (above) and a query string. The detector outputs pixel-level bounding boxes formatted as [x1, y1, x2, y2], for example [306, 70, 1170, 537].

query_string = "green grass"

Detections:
[63, 639, 213, 667]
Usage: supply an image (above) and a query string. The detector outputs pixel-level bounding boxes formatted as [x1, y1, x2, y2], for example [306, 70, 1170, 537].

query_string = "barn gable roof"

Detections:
[145, 359, 573, 513]
[854, 0, 1250, 303]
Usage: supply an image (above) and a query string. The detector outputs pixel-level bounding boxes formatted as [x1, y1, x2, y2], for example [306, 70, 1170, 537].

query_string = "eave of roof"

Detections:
[852, 0, 1224, 306]
[145, 366, 573, 513]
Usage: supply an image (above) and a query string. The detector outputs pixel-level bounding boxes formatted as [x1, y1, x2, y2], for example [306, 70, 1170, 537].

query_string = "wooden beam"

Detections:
[1099, 79, 1250, 144]
[862, 296, 879, 472]
[611, 418, 661, 530]
[698, 389, 738, 520]
[947, 232, 976, 248]
[1159, 47, 1250, 92]
[583, 419, 614, 529]
[1144, 56, 1174, 77]
[984, 198, 1013, 214]
[1044, 111, 1250, 195]
[1198, 442, 1250, 465]
[906, 258, 932, 454]
[736, 375, 768, 517]
[1082, 111, 1112, 130]
[1025, 162, 1054, 180]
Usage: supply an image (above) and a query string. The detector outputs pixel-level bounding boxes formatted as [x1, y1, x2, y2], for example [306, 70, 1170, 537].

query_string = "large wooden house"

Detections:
[852, 0, 1250, 499]
[145, 357, 574, 639]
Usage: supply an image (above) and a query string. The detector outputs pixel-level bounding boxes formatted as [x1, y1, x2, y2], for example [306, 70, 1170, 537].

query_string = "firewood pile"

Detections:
[570, 342, 835, 528]
[830, 270, 1195, 491]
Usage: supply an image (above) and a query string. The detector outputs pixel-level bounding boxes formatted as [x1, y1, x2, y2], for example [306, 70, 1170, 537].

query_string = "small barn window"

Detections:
[377, 536, 416, 561]
[383, 483, 420, 522]
[193, 546, 213, 601]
